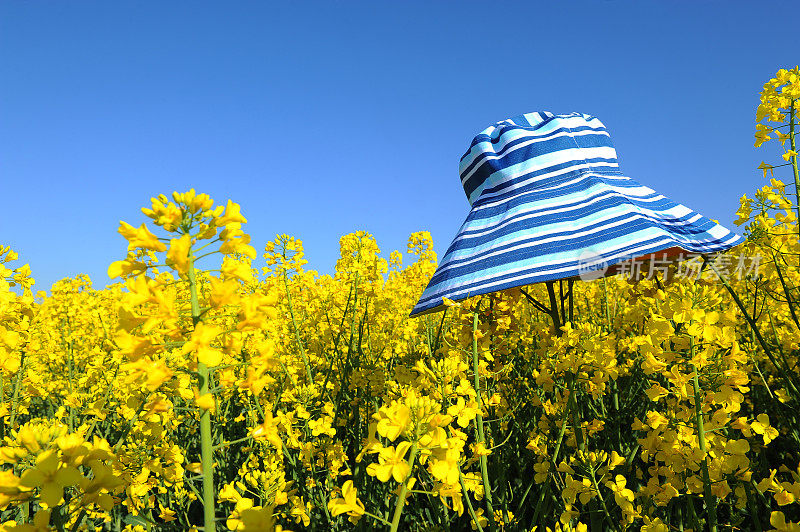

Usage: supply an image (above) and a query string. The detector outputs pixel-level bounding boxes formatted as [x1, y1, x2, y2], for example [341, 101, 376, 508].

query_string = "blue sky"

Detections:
[1, 1, 796, 291]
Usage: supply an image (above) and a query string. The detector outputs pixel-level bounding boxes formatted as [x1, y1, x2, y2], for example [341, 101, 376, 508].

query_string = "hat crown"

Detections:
[459, 112, 621, 205]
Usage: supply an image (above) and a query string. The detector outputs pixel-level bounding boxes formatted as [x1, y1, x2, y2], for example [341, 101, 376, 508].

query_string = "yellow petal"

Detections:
[40, 482, 64, 507]
[195, 393, 216, 413]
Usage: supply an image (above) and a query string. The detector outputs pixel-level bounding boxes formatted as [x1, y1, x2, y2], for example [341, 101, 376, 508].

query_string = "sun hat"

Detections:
[409, 111, 744, 317]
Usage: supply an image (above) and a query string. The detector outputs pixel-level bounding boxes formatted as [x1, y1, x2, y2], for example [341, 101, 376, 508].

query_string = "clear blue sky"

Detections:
[1, 1, 796, 292]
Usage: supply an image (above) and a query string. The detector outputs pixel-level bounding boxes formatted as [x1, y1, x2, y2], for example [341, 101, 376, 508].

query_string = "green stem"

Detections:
[529, 381, 574, 524]
[771, 251, 800, 330]
[744, 482, 763, 532]
[472, 311, 496, 531]
[789, 99, 799, 245]
[588, 467, 620, 532]
[69, 509, 87, 532]
[187, 259, 215, 532]
[213, 434, 253, 450]
[68, 338, 75, 432]
[388, 442, 418, 532]
[8, 349, 26, 430]
[85, 362, 120, 441]
[571, 374, 585, 453]
[282, 268, 313, 383]
[364, 511, 392, 526]
[686, 494, 701, 531]
[546, 281, 563, 336]
[690, 354, 717, 532]
[459, 466, 485, 532]
[704, 257, 800, 398]
[568, 278, 574, 324]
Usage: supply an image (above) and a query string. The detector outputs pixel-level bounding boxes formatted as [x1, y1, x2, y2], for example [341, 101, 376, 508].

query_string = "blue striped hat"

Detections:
[410, 111, 744, 316]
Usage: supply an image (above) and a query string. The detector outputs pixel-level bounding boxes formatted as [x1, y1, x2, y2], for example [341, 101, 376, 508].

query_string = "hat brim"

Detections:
[409, 172, 744, 317]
